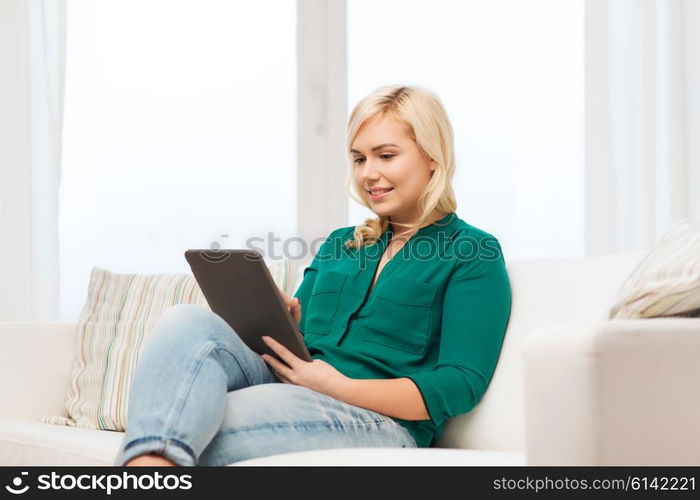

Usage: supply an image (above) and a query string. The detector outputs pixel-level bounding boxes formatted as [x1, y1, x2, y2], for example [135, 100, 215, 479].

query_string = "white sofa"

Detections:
[2, 248, 700, 466]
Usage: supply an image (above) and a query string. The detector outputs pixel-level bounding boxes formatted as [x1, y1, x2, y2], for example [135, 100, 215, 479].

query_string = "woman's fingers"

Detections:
[278, 289, 293, 311]
[278, 289, 301, 324]
[291, 298, 301, 324]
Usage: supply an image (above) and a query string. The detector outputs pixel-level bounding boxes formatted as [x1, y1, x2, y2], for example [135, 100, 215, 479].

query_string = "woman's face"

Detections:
[351, 113, 435, 226]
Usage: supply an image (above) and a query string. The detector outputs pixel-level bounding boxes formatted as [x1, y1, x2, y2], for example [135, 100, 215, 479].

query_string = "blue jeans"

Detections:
[113, 304, 417, 466]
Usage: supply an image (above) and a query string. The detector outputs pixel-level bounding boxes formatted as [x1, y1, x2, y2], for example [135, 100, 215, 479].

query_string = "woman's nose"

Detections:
[359, 160, 381, 181]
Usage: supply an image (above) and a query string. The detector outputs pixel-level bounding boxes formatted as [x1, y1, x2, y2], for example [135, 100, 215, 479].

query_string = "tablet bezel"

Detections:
[184, 249, 312, 363]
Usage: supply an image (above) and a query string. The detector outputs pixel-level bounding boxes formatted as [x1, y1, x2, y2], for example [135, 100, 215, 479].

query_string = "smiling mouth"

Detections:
[368, 188, 394, 196]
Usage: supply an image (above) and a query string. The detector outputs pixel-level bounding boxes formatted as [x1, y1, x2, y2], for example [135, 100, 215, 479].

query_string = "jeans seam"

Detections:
[212, 345, 254, 387]
[123, 436, 196, 459]
[124, 436, 161, 451]
[218, 417, 397, 437]
[203, 323, 259, 386]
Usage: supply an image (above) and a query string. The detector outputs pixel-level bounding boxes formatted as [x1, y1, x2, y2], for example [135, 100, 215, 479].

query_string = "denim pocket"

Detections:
[362, 278, 436, 355]
[303, 271, 347, 335]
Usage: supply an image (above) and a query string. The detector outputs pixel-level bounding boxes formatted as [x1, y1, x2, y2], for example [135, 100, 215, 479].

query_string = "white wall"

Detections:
[0, 0, 32, 322]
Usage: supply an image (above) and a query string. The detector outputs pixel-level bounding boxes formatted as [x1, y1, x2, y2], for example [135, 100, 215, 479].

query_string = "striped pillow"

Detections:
[609, 219, 700, 319]
[41, 258, 301, 431]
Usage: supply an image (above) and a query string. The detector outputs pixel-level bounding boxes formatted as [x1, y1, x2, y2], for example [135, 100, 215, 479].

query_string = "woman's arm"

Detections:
[403, 238, 512, 428]
[261, 336, 429, 420]
[333, 377, 430, 421]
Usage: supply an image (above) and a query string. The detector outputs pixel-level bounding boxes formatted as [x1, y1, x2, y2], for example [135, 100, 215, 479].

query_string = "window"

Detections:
[347, 0, 584, 260]
[60, 0, 297, 320]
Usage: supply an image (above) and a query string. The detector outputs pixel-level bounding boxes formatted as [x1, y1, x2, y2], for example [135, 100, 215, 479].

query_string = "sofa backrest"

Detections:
[436, 249, 650, 451]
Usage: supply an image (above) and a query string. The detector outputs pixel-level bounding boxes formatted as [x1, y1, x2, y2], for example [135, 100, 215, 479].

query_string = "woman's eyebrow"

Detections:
[350, 143, 402, 154]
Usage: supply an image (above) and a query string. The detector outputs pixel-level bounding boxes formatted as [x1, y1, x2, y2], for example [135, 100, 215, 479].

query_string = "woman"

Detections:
[115, 84, 512, 466]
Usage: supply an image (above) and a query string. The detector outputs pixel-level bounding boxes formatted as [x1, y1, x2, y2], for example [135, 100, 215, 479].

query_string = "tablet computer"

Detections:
[184, 249, 312, 363]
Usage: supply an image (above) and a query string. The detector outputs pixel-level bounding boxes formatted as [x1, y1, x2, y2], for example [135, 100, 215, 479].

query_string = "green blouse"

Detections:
[292, 212, 512, 448]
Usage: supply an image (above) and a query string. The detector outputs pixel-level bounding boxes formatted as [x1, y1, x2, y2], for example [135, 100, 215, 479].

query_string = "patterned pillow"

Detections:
[41, 258, 300, 431]
[608, 219, 700, 319]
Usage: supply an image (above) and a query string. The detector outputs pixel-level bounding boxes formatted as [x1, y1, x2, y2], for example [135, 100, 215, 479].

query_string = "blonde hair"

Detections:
[344, 84, 458, 249]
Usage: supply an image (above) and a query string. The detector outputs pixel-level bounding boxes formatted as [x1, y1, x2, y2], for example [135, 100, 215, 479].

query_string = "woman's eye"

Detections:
[353, 154, 393, 164]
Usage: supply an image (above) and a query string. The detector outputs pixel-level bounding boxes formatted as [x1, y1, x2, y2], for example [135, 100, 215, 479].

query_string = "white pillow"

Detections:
[608, 218, 700, 319]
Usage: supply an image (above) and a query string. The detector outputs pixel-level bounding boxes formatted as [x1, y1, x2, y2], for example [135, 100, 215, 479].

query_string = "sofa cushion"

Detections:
[40, 259, 300, 432]
[0, 420, 525, 466]
[609, 219, 700, 319]
[232, 447, 526, 466]
[0, 420, 124, 466]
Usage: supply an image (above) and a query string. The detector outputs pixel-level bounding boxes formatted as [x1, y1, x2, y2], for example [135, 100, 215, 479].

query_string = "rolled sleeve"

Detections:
[406, 239, 512, 426]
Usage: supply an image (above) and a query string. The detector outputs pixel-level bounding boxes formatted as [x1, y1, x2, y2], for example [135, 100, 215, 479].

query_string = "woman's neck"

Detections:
[389, 209, 445, 238]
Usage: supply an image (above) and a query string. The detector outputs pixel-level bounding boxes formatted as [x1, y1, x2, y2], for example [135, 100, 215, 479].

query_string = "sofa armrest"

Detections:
[0, 322, 77, 421]
[523, 318, 700, 465]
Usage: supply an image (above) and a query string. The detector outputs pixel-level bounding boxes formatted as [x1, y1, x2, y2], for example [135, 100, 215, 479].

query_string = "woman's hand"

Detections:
[278, 289, 301, 326]
[260, 335, 351, 399]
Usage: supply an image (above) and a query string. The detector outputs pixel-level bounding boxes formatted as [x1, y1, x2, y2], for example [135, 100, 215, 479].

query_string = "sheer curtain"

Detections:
[28, 0, 66, 320]
[585, 0, 700, 255]
[0, 0, 65, 322]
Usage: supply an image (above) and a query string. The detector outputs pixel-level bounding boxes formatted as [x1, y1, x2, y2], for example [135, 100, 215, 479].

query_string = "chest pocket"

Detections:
[362, 277, 437, 355]
[303, 271, 348, 335]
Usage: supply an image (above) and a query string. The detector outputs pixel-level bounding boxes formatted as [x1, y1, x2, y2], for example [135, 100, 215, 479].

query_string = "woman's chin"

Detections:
[369, 206, 392, 218]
